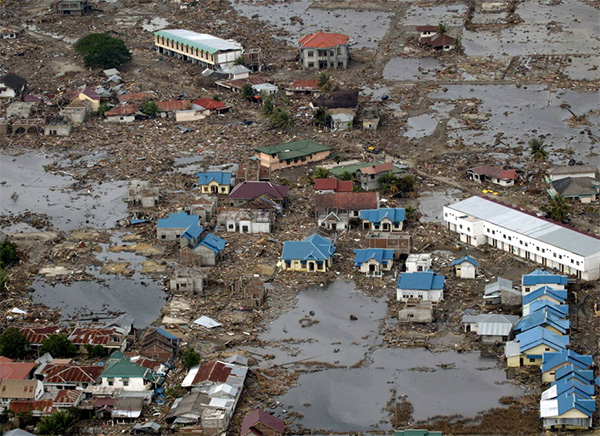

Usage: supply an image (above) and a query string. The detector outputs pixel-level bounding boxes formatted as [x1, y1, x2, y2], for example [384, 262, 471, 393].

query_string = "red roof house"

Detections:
[299, 32, 349, 48]
[315, 192, 379, 212]
[20, 326, 60, 346]
[42, 365, 103, 388]
[0, 358, 35, 381]
[156, 100, 191, 112]
[467, 165, 519, 186]
[241, 409, 285, 436]
[191, 361, 232, 385]
[105, 104, 138, 118]
[192, 98, 228, 111]
[314, 178, 353, 193]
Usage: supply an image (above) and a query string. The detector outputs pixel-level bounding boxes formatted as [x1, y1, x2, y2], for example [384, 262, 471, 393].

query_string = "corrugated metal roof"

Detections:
[397, 271, 445, 290]
[354, 248, 394, 266]
[154, 29, 242, 55]
[447, 196, 600, 257]
[360, 208, 406, 224]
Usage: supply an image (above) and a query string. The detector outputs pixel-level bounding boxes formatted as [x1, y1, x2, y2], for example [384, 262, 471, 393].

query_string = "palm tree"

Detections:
[314, 106, 331, 126]
[338, 170, 354, 181]
[545, 194, 571, 223]
[437, 22, 448, 36]
[261, 94, 275, 117]
[37, 410, 78, 436]
[529, 137, 549, 161]
[317, 72, 333, 92]
[313, 167, 330, 179]
[270, 107, 291, 130]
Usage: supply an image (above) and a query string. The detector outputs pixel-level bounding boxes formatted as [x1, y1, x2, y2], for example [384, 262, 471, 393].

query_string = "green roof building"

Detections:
[101, 353, 161, 391]
[254, 139, 332, 171]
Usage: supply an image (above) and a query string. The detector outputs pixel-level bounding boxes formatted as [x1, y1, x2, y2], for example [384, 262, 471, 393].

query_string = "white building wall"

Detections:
[458, 262, 476, 279]
[397, 288, 443, 302]
[443, 205, 599, 280]
[101, 376, 147, 391]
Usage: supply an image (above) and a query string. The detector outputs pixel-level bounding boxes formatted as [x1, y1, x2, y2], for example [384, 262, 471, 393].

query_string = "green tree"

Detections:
[40, 334, 77, 358]
[313, 107, 331, 126]
[317, 72, 332, 92]
[212, 94, 221, 102]
[405, 205, 420, 221]
[85, 344, 106, 357]
[0, 242, 18, 269]
[313, 167, 331, 179]
[396, 175, 416, 192]
[544, 194, 571, 223]
[234, 57, 245, 66]
[261, 94, 275, 117]
[0, 269, 7, 290]
[37, 410, 78, 436]
[270, 107, 291, 130]
[74, 33, 131, 69]
[241, 83, 255, 100]
[338, 170, 354, 181]
[140, 100, 159, 117]
[529, 137, 548, 161]
[0, 327, 29, 359]
[437, 22, 448, 36]
[97, 102, 110, 117]
[181, 347, 200, 370]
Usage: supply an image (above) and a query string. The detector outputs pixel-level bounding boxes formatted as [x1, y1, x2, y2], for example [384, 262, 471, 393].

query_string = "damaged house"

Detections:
[127, 180, 160, 208]
[185, 195, 217, 222]
[216, 209, 273, 233]
[315, 192, 379, 231]
[179, 223, 227, 266]
[228, 181, 289, 210]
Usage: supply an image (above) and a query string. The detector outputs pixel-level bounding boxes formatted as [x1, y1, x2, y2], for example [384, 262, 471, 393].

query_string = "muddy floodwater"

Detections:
[248, 281, 522, 431]
[0, 153, 127, 231]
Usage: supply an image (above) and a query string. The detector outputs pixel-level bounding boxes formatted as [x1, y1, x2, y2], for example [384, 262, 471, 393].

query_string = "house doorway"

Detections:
[211, 185, 218, 194]
[308, 262, 315, 271]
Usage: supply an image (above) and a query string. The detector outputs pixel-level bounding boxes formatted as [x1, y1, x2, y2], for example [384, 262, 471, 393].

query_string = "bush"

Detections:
[0, 327, 30, 359]
[74, 33, 131, 69]
[0, 241, 18, 269]
[140, 100, 159, 117]
[181, 347, 200, 370]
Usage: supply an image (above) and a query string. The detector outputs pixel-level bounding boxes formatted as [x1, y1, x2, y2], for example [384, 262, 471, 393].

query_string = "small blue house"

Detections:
[396, 271, 445, 302]
[526, 299, 569, 318]
[506, 326, 569, 367]
[522, 286, 568, 315]
[541, 350, 594, 383]
[157, 212, 200, 241]
[179, 223, 227, 267]
[522, 269, 568, 294]
[197, 172, 233, 194]
[554, 364, 595, 385]
[353, 249, 394, 276]
[450, 255, 478, 279]
[360, 208, 406, 232]
[280, 234, 336, 272]
[540, 391, 595, 429]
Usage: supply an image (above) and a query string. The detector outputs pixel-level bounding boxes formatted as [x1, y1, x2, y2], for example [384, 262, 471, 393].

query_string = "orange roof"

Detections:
[314, 178, 353, 192]
[0, 362, 35, 381]
[105, 104, 137, 117]
[20, 326, 60, 344]
[192, 98, 227, 110]
[289, 79, 319, 90]
[299, 32, 349, 48]
[9, 399, 53, 415]
[68, 327, 123, 346]
[54, 389, 82, 406]
[360, 162, 393, 175]
[157, 100, 191, 111]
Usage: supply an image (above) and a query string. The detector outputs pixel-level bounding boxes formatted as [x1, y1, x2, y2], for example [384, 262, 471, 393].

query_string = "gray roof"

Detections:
[462, 313, 519, 336]
[154, 30, 242, 54]
[447, 196, 600, 257]
[551, 177, 599, 197]
[5, 430, 36, 436]
[548, 165, 598, 176]
[505, 340, 520, 357]
[484, 277, 514, 295]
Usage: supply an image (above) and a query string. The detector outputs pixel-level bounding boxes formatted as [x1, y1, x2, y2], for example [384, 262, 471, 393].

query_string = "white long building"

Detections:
[443, 196, 600, 280]
[154, 29, 243, 70]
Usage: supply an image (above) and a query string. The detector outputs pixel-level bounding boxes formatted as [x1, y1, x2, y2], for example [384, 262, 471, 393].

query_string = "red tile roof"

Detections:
[289, 79, 319, 90]
[192, 361, 231, 385]
[227, 76, 267, 90]
[359, 162, 394, 175]
[0, 362, 35, 381]
[422, 34, 456, 48]
[132, 357, 159, 370]
[20, 326, 60, 344]
[192, 98, 227, 110]
[468, 165, 518, 180]
[68, 327, 122, 346]
[105, 104, 137, 117]
[54, 389, 82, 405]
[416, 25, 438, 32]
[9, 400, 53, 415]
[43, 365, 103, 384]
[299, 32, 350, 48]
[229, 182, 289, 200]
[315, 192, 379, 211]
[314, 178, 353, 192]
[157, 100, 191, 111]
[117, 92, 153, 103]
[241, 409, 285, 435]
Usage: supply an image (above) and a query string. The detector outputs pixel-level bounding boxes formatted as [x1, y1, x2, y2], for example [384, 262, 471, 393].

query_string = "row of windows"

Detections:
[157, 37, 215, 61]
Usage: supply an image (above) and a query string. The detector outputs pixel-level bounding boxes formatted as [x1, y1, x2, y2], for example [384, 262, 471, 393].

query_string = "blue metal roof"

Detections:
[528, 299, 569, 317]
[522, 269, 568, 286]
[522, 286, 567, 305]
[197, 233, 227, 253]
[514, 309, 570, 335]
[555, 392, 596, 417]
[181, 223, 204, 240]
[450, 255, 479, 267]
[515, 327, 569, 353]
[397, 271, 445, 290]
[281, 234, 336, 261]
[555, 365, 595, 384]
[157, 212, 199, 229]
[542, 350, 593, 373]
[156, 327, 179, 341]
[550, 379, 594, 399]
[353, 249, 394, 266]
[197, 172, 232, 186]
[359, 208, 406, 224]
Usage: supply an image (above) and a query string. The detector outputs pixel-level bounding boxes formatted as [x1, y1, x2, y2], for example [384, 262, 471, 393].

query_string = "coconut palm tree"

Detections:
[313, 166, 330, 179]
[317, 72, 333, 92]
[545, 194, 571, 223]
[270, 107, 291, 130]
[437, 22, 448, 36]
[37, 410, 78, 436]
[338, 170, 354, 181]
[314, 106, 331, 126]
[529, 137, 549, 160]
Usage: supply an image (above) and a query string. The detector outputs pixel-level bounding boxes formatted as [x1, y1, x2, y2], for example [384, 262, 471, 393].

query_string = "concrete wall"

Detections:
[398, 307, 433, 323]
[282, 258, 332, 272]
[300, 45, 348, 70]
[455, 262, 477, 279]
[397, 288, 443, 302]
[256, 150, 331, 171]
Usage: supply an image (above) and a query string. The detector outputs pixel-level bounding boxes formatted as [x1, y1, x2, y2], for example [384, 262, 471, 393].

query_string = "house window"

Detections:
[122, 378, 130, 387]
[308, 62, 315, 68]
[161, 235, 166, 239]
[529, 358, 537, 363]
[108, 379, 114, 386]
[459, 224, 463, 229]
[307, 51, 314, 57]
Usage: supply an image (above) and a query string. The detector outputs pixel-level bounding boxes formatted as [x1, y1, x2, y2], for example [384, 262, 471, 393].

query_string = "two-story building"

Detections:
[315, 192, 379, 231]
[443, 196, 600, 280]
[254, 139, 331, 171]
[299, 32, 350, 70]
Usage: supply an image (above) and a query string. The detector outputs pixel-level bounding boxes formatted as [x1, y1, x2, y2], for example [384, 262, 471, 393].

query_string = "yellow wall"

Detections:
[77, 93, 100, 112]
[200, 181, 230, 194]
[282, 258, 332, 272]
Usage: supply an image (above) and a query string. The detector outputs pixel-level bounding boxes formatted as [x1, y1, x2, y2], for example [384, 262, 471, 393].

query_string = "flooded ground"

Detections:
[383, 57, 442, 81]
[428, 85, 600, 167]
[404, 4, 467, 27]
[248, 281, 522, 431]
[0, 153, 127, 231]
[229, 0, 392, 48]
[404, 113, 439, 138]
